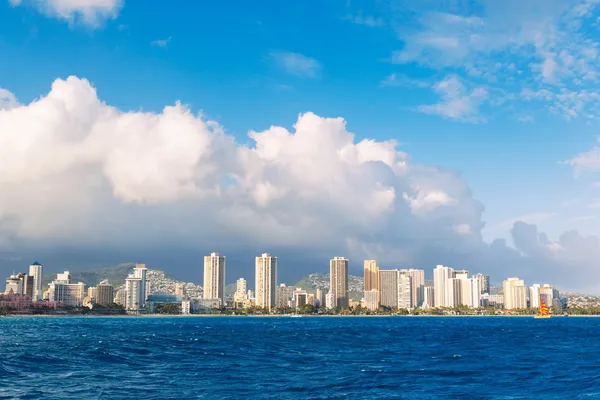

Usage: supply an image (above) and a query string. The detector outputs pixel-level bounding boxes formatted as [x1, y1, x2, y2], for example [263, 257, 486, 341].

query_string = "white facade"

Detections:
[503, 277, 527, 309]
[529, 284, 541, 308]
[397, 274, 413, 309]
[364, 289, 378, 311]
[445, 278, 462, 308]
[453, 270, 469, 280]
[473, 273, 490, 294]
[330, 257, 349, 308]
[399, 269, 424, 307]
[423, 287, 434, 308]
[5, 275, 21, 294]
[182, 300, 191, 315]
[433, 265, 454, 308]
[125, 264, 148, 313]
[325, 292, 335, 309]
[463, 278, 482, 308]
[315, 288, 326, 308]
[48, 272, 85, 307]
[233, 278, 248, 307]
[204, 253, 226, 306]
[28, 262, 43, 301]
[256, 253, 277, 309]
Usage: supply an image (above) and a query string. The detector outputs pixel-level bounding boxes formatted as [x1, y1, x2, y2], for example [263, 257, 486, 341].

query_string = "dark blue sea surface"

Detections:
[0, 316, 598, 399]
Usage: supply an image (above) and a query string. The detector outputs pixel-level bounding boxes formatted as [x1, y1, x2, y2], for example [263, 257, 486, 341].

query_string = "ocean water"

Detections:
[0, 316, 598, 399]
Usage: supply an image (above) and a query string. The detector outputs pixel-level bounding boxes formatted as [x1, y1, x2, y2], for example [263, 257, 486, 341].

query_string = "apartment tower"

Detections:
[204, 252, 226, 306]
[330, 257, 349, 309]
[255, 253, 277, 310]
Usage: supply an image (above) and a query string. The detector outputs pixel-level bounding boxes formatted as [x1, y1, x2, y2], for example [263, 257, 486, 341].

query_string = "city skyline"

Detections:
[3, 1, 600, 293]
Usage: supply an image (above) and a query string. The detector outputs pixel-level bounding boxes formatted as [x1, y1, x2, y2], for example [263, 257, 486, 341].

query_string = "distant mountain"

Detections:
[293, 273, 364, 301]
[42, 263, 135, 290]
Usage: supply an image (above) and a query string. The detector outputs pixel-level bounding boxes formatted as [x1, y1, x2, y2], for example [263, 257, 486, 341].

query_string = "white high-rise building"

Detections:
[275, 283, 295, 309]
[330, 257, 349, 309]
[472, 273, 490, 294]
[463, 278, 482, 308]
[125, 264, 148, 313]
[315, 288, 326, 308]
[445, 278, 462, 308]
[540, 284, 559, 308]
[255, 253, 277, 310]
[204, 253, 226, 306]
[423, 287, 434, 308]
[397, 274, 413, 309]
[503, 277, 527, 309]
[433, 265, 454, 308]
[529, 284, 541, 308]
[325, 292, 335, 309]
[233, 278, 247, 307]
[379, 269, 399, 308]
[48, 271, 85, 307]
[28, 261, 43, 301]
[453, 270, 469, 280]
[364, 289, 378, 311]
[399, 269, 424, 307]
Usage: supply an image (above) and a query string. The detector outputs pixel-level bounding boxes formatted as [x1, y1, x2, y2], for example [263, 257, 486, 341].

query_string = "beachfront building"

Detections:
[203, 252, 226, 306]
[48, 271, 86, 307]
[503, 278, 528, 309]
[256, 253, 277, 310]
[330, 257, 349, 309]
[28, 262, 43, 301]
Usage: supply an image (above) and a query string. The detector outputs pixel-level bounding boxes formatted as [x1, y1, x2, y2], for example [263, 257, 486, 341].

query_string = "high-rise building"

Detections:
[233, 278, 247, 308]
[364, 289, 378, 311]
[5, 274, 21, 294]
[175, 283, 186, 297]
[540, 284, 559, 308]
[330, 257, 349, 309]
[399, 269, 424, 307]
[434, 265, 454, 308]
[88, 287, 97, 301]
[204, 253, 226, 306]
[325, 292, 335, 309]
[28, 261, 43, 301]
[364, 260, 379, 293]
[472, 273, 490, 294]
[453, 270, 469, 279]
[423, 286, 434, 308]
[293, 290, 311, 308]
[96, 281, 114, 306]
[48, 271, 85, 307]
[445, 278, 462, 308]
[315, 287, 326, 308]
[379, 269, 398, 308]
[529, 284, 541, 308]
[125, 264, 148, 313]
[397, 274, 413, 309]
[275, 283, 295, 309]
[503, 277, 527, 309]
[463, 278, 482, 308]
[256, 253, 277, 310]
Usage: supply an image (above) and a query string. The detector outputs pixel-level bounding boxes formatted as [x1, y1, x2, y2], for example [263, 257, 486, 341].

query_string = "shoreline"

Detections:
[2, 314, 593, 318]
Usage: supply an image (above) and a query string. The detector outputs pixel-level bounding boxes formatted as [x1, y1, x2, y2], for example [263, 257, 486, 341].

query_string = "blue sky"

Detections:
[2, 0, 600, 289]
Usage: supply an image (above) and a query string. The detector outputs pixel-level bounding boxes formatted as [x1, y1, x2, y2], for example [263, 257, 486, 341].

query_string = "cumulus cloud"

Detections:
[419, 75, 488, 123]
[269, 51, 321, 78]
[10, 0, 123, 27]
[151, 37, 172, 48]
[0, 88, 19, 110]
[2, 76, 599, 291]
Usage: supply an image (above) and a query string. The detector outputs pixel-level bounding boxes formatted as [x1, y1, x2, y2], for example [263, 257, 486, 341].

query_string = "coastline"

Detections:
[2, 313, 588, 318]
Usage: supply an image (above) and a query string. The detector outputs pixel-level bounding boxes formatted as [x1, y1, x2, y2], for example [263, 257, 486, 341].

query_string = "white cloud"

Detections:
[3, 76, 600, 291]
[567, 138, 600, 173]
[269, 51, 321, 78]
[0, 88, 19, 110]
[151, 37, 172, 48]
[494, 212, 555, 231]
[418, 75, 488, 123]
[344, 14, 384, 27]
[379, 73, 429, 88]
[10, 0, 123, 27]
